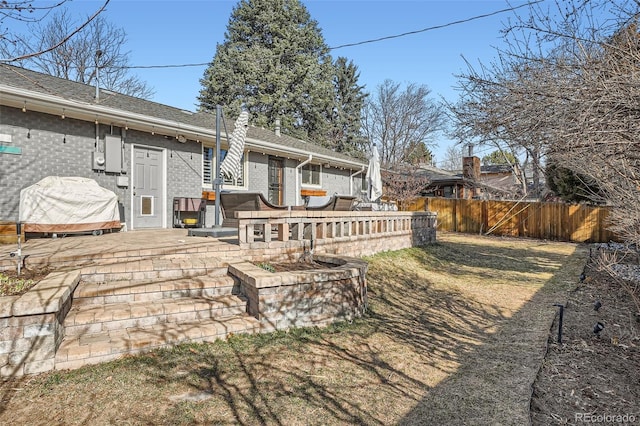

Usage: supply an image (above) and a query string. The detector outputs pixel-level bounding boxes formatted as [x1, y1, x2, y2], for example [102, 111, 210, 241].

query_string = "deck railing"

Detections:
[234, 210, 437, 249]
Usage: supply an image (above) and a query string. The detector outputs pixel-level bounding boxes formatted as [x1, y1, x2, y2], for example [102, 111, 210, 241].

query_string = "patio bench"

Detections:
[305, 195, 357, 211]
[220, 191, 299, 228]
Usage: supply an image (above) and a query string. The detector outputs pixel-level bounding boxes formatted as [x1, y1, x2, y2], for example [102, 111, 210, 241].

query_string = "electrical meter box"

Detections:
[92, 152, 105, 171]
[105, 135, 122, 173]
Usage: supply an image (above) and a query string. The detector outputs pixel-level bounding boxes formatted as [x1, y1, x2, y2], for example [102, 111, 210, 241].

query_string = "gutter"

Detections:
[295, 154, 313, 205]
[243, 136, 365, 170]
[1, 85, 213, 142]
[1, 85, 367, 170]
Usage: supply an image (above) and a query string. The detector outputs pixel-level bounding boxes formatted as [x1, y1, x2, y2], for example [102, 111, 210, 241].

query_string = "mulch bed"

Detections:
[530, 249, 640, 424]
[0, 267, 50, 296]
[257, 260, 336, 272]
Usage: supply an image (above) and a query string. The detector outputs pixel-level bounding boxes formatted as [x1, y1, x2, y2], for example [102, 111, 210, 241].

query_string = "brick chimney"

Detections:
[275, 118, 281, 137]
[462, 156, 480, 180]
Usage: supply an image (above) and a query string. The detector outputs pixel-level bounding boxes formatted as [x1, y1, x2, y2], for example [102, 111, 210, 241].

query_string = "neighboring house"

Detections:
[0, 64, 368, 230]
[420, 157, 518, 199]
[416, 163, 466, 199]
[479, 163, 523, 198]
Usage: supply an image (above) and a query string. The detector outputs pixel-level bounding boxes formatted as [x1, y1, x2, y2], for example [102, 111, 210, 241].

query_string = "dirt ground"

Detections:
[530, 248, 640, 425]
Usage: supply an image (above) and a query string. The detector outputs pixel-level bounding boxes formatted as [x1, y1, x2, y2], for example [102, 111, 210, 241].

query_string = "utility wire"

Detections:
[124, 62, 210, 69]
[0, 0, 110, 62]
[330, 0, 542, 50]
[121, 1, 542, 70]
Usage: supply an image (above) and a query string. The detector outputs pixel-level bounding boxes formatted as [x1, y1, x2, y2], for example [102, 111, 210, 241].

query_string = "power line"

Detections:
[125, 62, 209, 70]
[330, 1, 542, 50]
[122, 1, 542, 70]
[1, 0, 110, 63]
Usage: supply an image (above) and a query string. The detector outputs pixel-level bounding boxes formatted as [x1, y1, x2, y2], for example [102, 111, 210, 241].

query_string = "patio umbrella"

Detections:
[220, 111, 249, 181]
[366, 145, 383, 202]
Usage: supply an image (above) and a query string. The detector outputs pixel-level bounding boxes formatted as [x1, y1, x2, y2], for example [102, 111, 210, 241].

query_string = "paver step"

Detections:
[55, 314, 261, 371]
[73, 274, 238, 306]
[6, 241, 233, 272]
[79, 255, 229, 283]
[64, 294, 248, 336]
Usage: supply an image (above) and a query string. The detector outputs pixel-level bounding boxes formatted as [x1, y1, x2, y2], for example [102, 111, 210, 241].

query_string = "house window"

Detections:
[202, 146, 246, 188]
[301, 163, 321, 186]
[203, 146, 213, 187]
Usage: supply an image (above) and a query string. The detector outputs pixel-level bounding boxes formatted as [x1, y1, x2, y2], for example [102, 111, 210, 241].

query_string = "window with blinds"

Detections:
[202, 147, 213, 187]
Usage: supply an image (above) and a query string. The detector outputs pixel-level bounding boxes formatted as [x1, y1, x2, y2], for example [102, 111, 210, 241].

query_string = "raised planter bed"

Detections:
[228, 254, 368, 332]
[0, 270, 80, 377]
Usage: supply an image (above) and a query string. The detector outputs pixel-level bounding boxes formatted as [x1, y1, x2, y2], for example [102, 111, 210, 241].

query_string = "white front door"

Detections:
[132, 146, 164, 228]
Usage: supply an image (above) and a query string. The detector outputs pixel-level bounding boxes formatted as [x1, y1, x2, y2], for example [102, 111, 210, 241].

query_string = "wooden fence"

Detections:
[405, 197, 618, 243]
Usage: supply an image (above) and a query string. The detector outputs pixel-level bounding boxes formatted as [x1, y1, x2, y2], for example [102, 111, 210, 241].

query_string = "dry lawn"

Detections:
[0, 232, 586, 425]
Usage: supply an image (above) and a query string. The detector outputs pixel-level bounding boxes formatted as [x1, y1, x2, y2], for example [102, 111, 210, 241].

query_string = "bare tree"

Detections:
[451, 0, 640, 310]
[2, 6, 152, 98]
[439, 144, 463, 171]
[362, 79, 445, 168]
[361, 80, 444, 203]
[362, 80, 444, 202]
[448, 55, 550, 197]
[1, 1, 110, 61]
[380, 167, 430, 206]
[1, 1, 72, 42]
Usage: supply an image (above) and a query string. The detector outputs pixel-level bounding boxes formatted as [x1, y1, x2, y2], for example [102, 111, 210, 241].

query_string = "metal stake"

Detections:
[553, 304, 564, 344]
[10, 222, 23, 276]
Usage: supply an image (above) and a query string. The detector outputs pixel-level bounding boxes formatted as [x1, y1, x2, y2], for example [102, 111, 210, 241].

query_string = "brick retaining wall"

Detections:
[0, 271, 79, 376]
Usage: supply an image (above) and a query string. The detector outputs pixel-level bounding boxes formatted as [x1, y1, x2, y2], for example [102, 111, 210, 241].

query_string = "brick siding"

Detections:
[0, 106, 202, 228]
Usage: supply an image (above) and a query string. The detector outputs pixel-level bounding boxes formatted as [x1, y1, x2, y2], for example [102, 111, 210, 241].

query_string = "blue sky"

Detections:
[7, 0, 535, 163]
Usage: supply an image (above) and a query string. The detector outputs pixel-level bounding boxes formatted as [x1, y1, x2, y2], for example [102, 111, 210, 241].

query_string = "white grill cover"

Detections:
[19, 176, 121, 233]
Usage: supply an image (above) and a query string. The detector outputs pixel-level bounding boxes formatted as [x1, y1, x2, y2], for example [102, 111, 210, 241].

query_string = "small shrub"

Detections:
[256, 262, 275, 273]
[0, 273, 36, 296]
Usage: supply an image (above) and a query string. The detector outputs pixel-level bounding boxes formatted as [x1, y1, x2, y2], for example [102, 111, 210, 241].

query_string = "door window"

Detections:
[268, 157, 284, 205]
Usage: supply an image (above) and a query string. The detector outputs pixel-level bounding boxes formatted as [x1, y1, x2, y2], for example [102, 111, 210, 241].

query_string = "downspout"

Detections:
[350, 166, 365, 196]
[95, 121, 100, 150]
[295, 154, 313, 205]
[94, 50, 102, 152]
[94, 49, 102, 102]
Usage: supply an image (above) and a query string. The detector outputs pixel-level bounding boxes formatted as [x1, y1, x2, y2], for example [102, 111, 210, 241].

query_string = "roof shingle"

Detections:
[0, 64, 365, 167]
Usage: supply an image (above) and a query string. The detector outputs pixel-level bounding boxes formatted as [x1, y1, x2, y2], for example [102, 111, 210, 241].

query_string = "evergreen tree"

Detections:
[406, 141, 433, 165]
[198, 0, 335, 143]
[545, 163, 601, 203]
[482, 149, 517, 166]
[328, 56, 368, 154]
